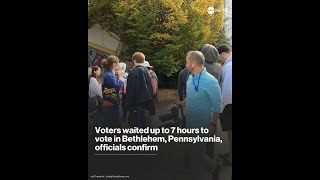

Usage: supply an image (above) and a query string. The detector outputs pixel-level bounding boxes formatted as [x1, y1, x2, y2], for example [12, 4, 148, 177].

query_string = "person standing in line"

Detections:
[217, 44, 232, 166]
[171, 51, 222, 179]
[125, 52, 155, 128]
[199, 44, 222, 82]
[178, 67, 190, 102]
[97, 55, 124, 128]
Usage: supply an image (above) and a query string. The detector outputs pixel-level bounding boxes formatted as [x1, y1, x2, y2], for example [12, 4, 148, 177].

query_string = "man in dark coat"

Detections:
[178, 67, 190, 102]
[125, 52, 155, 128]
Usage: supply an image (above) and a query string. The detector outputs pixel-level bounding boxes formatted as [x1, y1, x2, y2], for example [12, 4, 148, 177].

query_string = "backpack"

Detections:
[151, 77, 157, 96]
[88, 95, 103, 113]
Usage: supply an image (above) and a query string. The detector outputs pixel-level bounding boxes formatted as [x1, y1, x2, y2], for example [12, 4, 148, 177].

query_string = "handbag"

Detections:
[88, 95, 103, 112]
[103, 87, 121, 105]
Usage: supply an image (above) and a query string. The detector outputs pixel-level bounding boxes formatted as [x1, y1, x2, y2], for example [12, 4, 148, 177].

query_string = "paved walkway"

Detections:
[126, 110, 232, 180]
[153, 112, 232, 180]
[88, 109, 232, 180]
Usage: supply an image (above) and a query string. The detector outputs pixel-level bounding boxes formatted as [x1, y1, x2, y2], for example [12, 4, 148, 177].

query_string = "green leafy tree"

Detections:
[89, 0, 225, 76]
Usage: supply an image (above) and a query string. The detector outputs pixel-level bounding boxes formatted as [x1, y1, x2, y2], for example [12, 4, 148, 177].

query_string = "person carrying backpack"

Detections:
[143, 61, 158, 102]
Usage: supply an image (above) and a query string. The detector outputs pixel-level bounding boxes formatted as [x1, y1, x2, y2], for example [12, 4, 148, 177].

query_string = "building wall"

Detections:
[88, 24, 123, 67]
[88, 47, 108, 67]
[224, 0, 232, 44]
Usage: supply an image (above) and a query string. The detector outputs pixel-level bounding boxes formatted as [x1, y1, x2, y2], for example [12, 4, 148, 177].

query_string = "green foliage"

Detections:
[217, 25, 231, 46]
[89, 0, 226, 76]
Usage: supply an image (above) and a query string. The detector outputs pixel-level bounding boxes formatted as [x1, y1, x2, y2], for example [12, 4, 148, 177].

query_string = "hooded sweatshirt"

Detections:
[200, 44, 222, 82]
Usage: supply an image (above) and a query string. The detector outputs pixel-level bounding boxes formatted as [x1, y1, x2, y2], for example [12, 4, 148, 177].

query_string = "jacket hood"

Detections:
[199, 44, 219, 63]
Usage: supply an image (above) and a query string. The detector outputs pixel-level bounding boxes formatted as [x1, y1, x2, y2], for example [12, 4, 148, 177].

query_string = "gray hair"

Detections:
[186, 51, 205, 65]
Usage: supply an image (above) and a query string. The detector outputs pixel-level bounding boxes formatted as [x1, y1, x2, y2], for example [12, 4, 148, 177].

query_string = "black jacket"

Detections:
[125, 66, 155, 115]
[178, 68, 190, 101]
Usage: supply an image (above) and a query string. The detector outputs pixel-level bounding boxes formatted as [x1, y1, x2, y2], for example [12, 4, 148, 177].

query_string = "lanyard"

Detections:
[192, 69, 204, 92]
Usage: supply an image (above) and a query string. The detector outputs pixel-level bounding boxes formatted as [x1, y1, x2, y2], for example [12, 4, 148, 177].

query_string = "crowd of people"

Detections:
[88, 43, 232, 179]
[88, 52, 158, 129]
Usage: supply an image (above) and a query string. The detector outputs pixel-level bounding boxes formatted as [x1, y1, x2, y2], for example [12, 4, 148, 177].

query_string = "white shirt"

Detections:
[221, 56, 232, 109]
